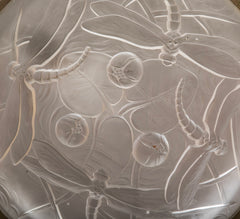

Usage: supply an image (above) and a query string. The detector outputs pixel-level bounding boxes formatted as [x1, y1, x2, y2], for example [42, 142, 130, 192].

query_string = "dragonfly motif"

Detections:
[21, 139, 235, 218]
[22, 139, 176, 218]
[81, 0, 240, 79]
[164, 79, 228, 210]
[0, 0, 88, 165]
[81, 3, 240, 207]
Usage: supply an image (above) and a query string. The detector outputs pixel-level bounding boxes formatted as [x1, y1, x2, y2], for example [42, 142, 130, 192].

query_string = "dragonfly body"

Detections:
[26, 46, 90, 84]
[164, 0, 181, 33]
[8, 46, 90, 85]
[82, 4, 240, 205]
[85, 169, 108, 219]
[160, 0, 194, 66]
[3, 1, 238, 217]
[175, 79, 227, 156]
[1, 0, 89, 165]
[29, 140, 175, 217]
[21, 137, 232, 217]
[82, 0, 187, 66]
[82, 0, 240, 78]
[165, 79, 227, 209]
[86, 193, 102, 219]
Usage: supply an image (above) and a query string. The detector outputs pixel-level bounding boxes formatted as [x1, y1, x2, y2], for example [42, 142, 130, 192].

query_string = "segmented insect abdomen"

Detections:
[175, 79, 204, 141]
[86, 194, 101, 219]
[164, 0, 181, 32]
[31, 46, 90, 84]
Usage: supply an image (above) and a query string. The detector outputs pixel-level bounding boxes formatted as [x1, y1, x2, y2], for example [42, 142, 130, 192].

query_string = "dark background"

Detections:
[0, 211, 7, 219]
[232, 0, 240, 8]
[0, 208, 239, 218]
[233, 211, 240, 219]
[0, 0, 10, 11]
[0, 0, 239, 218]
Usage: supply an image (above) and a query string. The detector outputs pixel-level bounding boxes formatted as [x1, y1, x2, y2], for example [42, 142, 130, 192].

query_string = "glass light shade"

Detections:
[0, 0, 240, 218]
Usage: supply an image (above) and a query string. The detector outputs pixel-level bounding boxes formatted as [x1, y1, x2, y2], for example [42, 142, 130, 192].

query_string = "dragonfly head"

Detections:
[7, 61, 30, 81]
[208, 135, 228, 156]
[7, 61, 20, 80]
[165, 31, 181, 51]
[165, 39, 179, 51]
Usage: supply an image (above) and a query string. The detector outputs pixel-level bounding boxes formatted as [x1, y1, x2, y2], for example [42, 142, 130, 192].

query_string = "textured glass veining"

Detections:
[0, 0, 240, 218]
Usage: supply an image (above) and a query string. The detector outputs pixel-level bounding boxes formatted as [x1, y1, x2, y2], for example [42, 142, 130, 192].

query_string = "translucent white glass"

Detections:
[0, 0, 240, 218]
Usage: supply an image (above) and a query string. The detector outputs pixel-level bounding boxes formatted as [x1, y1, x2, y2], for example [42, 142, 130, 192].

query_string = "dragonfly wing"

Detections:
[202, 79, 239, 137]
[104, 187, 170, 212]
[32, 140, 92, 187]
[24, 0, 87, 66]
[214, 84, 240, 137]
[185, 34, 240, 60]
[10, 78, 36, 165]
[82, 15, 163, 50]
[90, 0, 168, 45]
[180, 44, 240, 79]
[21, 0, 69, 64]
[165, 145, 208, 204]
[22, 156, 87, 193]
[177, 151, 213, 210]
[12, 9, 22, 62]
[0, 80, 21, 160]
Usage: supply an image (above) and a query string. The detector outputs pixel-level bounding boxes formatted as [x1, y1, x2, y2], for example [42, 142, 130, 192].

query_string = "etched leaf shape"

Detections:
[86, 116, 132, 180]
[58, 51, 122, 117]
[126, 60, 198, 133]
[32, 140, 92, 187]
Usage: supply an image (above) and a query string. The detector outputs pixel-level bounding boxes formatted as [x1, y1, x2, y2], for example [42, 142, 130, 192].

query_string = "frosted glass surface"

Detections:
[0, 0, 240, 218]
